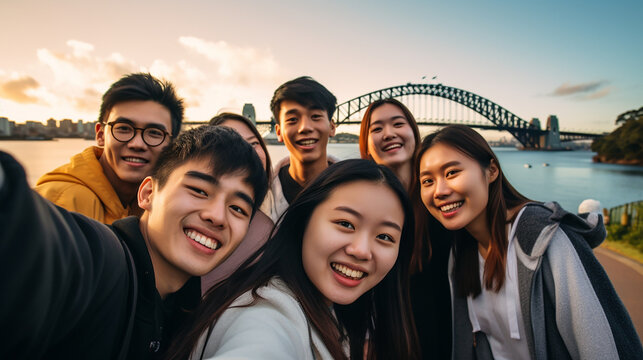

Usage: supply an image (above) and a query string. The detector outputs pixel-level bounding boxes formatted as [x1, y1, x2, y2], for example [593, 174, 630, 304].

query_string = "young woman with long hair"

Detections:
[416, 124, 641, 359]
[360, 98, 452, 359]
[359, 98, 421, 192]
[201, 113, 275, 289]
[166, 159, 420, 360]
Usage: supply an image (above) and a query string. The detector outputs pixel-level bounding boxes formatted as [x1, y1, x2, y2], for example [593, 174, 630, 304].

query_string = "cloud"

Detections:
[0, 76, 42, 104]
[179, 36, 281, 85]
[4, 38, 285, 122]
[550, 81, 609, 98]
[582, 86, 612, 100]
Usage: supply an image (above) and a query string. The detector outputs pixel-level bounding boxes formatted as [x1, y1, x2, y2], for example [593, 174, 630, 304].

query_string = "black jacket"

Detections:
[111, 217, 201, 359]
[0, 151, 200, 359]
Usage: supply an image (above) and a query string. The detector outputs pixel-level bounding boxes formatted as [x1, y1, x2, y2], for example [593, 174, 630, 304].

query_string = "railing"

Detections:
[608, 201, 642, 228]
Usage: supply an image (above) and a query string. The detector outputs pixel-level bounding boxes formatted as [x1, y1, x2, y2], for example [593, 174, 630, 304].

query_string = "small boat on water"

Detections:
[543, 163, 550, 167]
[524, 163, 532, 168]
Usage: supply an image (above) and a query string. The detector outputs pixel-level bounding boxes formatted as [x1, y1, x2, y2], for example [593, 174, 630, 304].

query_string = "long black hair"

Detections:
[415, 125, 530, 297]
[166, 159, 420, 359]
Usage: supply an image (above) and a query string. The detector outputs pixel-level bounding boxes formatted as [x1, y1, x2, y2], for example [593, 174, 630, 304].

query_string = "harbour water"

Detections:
[1, 139, 641, 212]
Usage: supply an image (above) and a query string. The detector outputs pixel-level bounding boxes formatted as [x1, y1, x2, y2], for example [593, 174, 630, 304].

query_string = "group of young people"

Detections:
[1, 73, 641, 360]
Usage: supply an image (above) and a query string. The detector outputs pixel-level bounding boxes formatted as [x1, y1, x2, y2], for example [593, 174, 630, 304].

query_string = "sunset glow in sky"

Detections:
[1, 0, 641, 134]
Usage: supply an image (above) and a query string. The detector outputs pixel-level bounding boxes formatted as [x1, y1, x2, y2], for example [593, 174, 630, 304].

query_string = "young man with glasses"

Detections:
[35, 73, 184, 224]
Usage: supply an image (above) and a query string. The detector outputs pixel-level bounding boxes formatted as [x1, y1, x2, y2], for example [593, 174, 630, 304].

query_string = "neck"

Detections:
[468, 205, 523, 259]
[139, 214, 189, 299]
[465, 213, 492, 259]
[98, 154, 138, 208]
[288, 156, 329, 187]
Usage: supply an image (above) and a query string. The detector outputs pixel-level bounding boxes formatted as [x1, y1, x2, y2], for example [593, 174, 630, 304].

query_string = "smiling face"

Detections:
[367, 103, 416, 170]
[418, 143, 498, 235]
[301, 180, 403, 305]
[138, 158, 255, 295]
[97, 100, 172, 187]
[275, 100, 336, 166]
[221, 119, 267, 172]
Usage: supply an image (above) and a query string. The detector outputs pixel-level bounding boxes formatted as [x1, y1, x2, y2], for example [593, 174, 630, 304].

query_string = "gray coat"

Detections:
[450, 202, 643, 360]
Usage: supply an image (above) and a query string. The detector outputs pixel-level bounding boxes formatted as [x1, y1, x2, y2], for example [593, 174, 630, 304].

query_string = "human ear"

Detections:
[95, 123, 105, 146]
[275, 123, 283, 143]
[138, 177, 154, 210]
[329, 120, 336, 137]
[487, 159, 499, 184]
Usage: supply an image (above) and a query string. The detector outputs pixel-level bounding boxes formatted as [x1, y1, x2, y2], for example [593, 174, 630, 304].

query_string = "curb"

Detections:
[595, 247, 643, 277]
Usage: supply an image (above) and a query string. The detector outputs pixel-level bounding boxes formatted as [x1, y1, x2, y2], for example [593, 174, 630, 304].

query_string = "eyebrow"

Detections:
[334, 206, 402, 231]
[419, 160, 461, 176]
[114, 117, 168, 130]
[283, 109, 301, 116]
[369, 116, 406, 127]
[185, 171, 255, 209]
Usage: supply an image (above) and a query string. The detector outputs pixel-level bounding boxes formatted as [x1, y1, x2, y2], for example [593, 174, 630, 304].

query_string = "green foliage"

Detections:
[592, 111, 643, 162]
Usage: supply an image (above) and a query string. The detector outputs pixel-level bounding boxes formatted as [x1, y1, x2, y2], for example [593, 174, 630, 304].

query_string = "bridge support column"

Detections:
[540, 115, 563, 150]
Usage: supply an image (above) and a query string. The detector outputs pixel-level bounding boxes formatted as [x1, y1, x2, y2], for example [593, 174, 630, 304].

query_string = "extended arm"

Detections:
[0, 151, 129, 359]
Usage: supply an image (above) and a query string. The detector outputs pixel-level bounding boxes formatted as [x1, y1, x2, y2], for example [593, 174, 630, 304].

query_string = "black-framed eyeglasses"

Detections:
[107, 121, 170, 147]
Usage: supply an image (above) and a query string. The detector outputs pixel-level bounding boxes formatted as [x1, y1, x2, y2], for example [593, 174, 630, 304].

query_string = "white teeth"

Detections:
[298, 139, 316, 145]
[331, 263, 365, 279]
[124, 157, 147, 163]
[440, 201, 464, 212]
[383, 144, 402, 151]
[185, 229, 220, 250]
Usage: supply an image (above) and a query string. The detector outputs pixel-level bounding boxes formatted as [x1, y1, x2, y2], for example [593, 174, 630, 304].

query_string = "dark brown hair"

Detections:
[165, 159, 419, 360]
[358, 98, 425, 271]
[358, 98, 421, 163]
[98, 72, 184, 136]
[414, 125, 530, 297]
[270, 76, 337, 123]
[151, 126, 268, 214]
[209, 112, 272, 183]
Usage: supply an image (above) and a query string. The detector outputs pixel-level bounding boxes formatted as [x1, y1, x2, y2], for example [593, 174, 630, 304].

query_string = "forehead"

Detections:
[168, 157, 252, 190]
[107, 100, 172, 129]
[221, 120, 254, 138]
[371, 103, 406, 123]
[319, 180, 404, 225]
[421, 143, 477, 170]
[279, 100, 327, 116]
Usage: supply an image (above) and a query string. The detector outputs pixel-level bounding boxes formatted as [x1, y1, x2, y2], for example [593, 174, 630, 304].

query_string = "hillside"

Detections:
[591, 107, 643, 166]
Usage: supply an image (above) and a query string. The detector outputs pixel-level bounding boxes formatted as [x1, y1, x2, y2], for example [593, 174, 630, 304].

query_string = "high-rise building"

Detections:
[0, 117, 10, 136]
[242, 103, 256, 125]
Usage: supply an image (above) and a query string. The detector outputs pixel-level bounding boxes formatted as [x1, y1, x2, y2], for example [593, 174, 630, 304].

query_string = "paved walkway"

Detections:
[595, 247, 643, 340]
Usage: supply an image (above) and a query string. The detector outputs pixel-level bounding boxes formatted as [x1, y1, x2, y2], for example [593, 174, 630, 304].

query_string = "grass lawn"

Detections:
[601, 240, 643, 265]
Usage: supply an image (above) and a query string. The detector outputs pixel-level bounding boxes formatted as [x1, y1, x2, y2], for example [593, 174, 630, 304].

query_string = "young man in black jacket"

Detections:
[0, 125, 268, 359]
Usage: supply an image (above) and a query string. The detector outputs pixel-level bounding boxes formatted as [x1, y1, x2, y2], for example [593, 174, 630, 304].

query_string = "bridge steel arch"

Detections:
[334, 83, 543, 148]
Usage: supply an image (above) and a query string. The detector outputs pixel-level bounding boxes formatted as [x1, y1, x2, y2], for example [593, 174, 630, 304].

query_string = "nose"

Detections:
[345, 233, 372, 261]
[200, 196, 227, 229]
[127, 129, 148, 151]
[433, 177, 451, 199]
[298, 115, 314, 134]
[381, 124, 395, 141]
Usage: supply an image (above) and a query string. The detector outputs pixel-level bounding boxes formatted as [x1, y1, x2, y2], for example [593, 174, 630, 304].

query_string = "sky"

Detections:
[1, 0, 641, 136]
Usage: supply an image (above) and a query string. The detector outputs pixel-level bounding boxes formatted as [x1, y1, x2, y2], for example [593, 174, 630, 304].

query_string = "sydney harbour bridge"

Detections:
[185, 83, 605, 150]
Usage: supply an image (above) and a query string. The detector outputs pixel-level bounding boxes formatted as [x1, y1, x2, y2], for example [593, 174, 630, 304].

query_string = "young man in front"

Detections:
[0, 126, 268, 359]
[35, 72, 184, 224]
[265, 76, 337, 222]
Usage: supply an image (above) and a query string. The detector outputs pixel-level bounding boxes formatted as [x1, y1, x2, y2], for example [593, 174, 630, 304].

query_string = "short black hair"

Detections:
[151, 126, 268, 213]
[270, 76, 337, 123]
[98, 73, 184, 136]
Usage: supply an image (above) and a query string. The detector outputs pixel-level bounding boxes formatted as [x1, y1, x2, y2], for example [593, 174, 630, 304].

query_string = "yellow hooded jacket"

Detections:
[35, 146, 132, 224]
